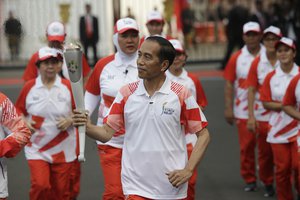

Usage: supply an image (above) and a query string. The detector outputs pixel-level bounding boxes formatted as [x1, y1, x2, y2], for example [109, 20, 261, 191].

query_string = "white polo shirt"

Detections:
[247, 52, 279, 121]
[16, 75, 76, 163]
[283, 73, 300, 146]
[85, 53, 139, 148]
[166, 69, 207, 146]
[260, 64, 300, 143]
[224, 45, 264, 119]
[104, 77, 208, 199]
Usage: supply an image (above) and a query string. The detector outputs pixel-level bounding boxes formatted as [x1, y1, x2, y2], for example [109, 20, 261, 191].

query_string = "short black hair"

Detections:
[145, 36, 176, 70]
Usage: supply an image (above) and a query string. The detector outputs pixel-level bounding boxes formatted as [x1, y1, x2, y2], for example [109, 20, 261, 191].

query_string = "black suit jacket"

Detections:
[79, 15, 99, 43]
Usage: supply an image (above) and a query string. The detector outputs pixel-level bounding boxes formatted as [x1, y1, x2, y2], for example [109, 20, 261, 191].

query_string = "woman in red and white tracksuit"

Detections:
[84, 18, 140, 199]
[16, 47, 76, 200]
[166, 39, 208, 200]
[260, 37, 300, 200]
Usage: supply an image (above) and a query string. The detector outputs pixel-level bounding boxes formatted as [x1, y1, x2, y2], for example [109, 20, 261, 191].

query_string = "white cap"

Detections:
[46, 21, 66, 42]
[169, 39, 184, 53]
[275, 37, 296, 50]
[263, 26, 282, 38]
[146, 10, 164, 24]
[37, 47, 63, 62]
[243, 21, 261, 34]
[114, 17, 139, 34]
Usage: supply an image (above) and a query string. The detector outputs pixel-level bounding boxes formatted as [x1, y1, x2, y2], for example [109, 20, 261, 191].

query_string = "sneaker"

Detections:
[244, 182, 257, 192]
[264, 185, 275, 197]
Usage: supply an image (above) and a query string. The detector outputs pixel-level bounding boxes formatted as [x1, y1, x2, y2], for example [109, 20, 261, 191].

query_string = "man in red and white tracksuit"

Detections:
[166, 39, 207, 200]
[0, 92, 31, 200]
[84, 18, 140, 199]
[246, 25, 282, 197]
[224, 21, 264, 191]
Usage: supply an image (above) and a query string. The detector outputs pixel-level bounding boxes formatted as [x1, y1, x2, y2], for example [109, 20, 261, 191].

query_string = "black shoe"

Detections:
[244, 182, 257, 192]
[264, 185, 275, 197]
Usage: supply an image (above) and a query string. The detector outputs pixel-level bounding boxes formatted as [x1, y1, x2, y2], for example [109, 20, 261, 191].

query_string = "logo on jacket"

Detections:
[161, 102, 174, 115]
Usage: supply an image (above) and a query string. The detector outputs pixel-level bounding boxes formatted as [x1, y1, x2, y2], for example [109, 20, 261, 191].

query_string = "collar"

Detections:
[260, 51, 280, 68]
[36, 74, 61, 88]
[241, 44, 265, 57]
[114, 52, 138, 69]
[135, 76, 171, 96]
[276, 63, 299, 77]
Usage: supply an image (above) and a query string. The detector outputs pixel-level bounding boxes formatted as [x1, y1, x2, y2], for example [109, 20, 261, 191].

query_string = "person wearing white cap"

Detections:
[73, 35, 210, 200]
[166, 39, 207, 199]
[224, 21, 265, 192]
[0, 92, 31, 200]
[261, 37, 300, 200]
[245, 25, 282, 197]
[16, 47, 77, 200]
[139, 10, 172, 46]
[84, 17, 140, 199]
[22, 21, 90, 200]
[22, 21, 91, 83]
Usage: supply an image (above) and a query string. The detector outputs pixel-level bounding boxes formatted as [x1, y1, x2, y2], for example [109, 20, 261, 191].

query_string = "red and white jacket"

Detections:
[260, 64, 300, 143]
[0, 93, 31, 198]
[224, 45, 265, 119]
[16, 75, 77, 163]
[246, 52, 279, 121]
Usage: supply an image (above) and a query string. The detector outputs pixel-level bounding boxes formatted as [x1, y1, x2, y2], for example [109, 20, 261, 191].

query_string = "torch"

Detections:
[64, 44, 86, 162]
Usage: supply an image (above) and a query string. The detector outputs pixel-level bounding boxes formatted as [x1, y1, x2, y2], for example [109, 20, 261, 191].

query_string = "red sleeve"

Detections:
[15, 79, 36, 116]
[85, 54, 115, 95]
[61, 79, 76, 109]
[246, 56, 260, 88]
[22, 52, 39, 82]
[283, 74, 300, 106]
[224, 50, 242, 82]
[0, 93, 31, 157]
[187, 72, 208, 108]
[81, 54, 91, 78]
[260, 71, 275, 102]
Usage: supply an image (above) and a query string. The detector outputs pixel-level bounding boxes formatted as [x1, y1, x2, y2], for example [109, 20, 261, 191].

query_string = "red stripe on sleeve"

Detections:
[260, 71, 276, 102]
[224, 50, 242, 82]
[247, 56, 260, 88]
[85, 54, 115, 95]
[283, 74, 300, 106]
[15, 79, 36, 116]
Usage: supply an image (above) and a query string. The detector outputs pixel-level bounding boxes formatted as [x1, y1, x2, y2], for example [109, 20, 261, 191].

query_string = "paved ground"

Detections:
[0, 65, 282, 200]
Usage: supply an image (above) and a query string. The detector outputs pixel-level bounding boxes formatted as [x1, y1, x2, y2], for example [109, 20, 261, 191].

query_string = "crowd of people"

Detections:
[224, 20, 300, 200]
[2, 2, 300, 200]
